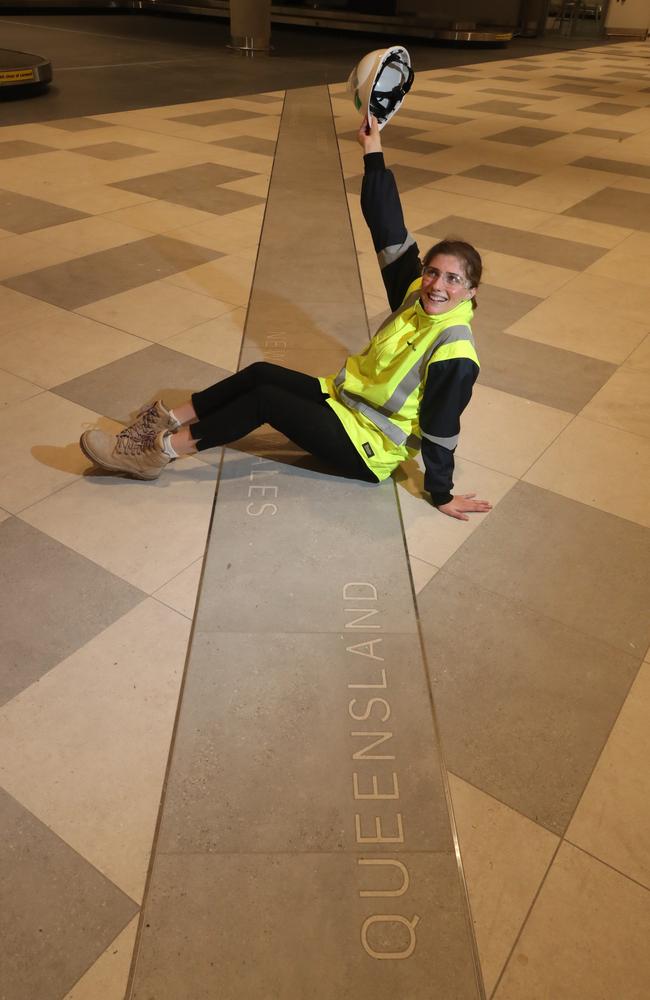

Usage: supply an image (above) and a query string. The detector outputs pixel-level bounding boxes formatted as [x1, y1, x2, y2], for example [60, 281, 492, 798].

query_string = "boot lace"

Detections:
[115, 429, 158, 456]
[117, 402, 160, 446]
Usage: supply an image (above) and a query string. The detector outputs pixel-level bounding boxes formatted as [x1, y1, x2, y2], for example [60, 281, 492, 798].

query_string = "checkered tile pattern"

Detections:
[2, 34, 650, 1000]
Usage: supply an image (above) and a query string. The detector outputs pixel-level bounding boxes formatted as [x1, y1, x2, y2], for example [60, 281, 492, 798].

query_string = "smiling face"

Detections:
[419, 253, 476, 316]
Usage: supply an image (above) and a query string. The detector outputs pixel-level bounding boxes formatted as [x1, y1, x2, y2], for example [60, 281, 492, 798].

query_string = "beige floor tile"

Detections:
[624, 333, 650, 373]
[532, 213, 631, 249]
[0, 393, 119, 514]
[20, 456, 217, 592]
[493, 165, 617, 213]
[0, 506, 10, 525]
[477, 249, 577, 298]
[581, 368, 650, 438]
[524, 416, 650, 527]
[77, 280, 234, 340]
[0, 599, 188, 902]
[165, 254, 254, 307]
[154, 558, 204, 618]
[0, 285, 67, 327]
[408, 554, 439, 594]
[104, 199, 216, 234]
[567, 659, 650, 889]
[63, 916, 138, 1000]
[1, 311, 147, 389]
[0, 369, 42, 408]
[456, 384, 572, 478]
[506, 273, 650, 363]
[363, 291, 390, 325]
[493, 842, 650, 1000]
[163, 307, 245, 370]
[0, 234, 80, 281]
[584, 231, 650, 287]
[27, 215, 147, 256]
[170, 210, 264, 255]
[397, 454, 516, 567]
[449, 774, 558, 996]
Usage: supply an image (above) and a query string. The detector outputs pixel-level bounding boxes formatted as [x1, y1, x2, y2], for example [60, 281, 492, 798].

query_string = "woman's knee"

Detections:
[244, 361, 278, 385]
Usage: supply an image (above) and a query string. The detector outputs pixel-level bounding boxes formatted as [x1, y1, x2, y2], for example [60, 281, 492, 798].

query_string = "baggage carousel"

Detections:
[0, 49, 53, 90]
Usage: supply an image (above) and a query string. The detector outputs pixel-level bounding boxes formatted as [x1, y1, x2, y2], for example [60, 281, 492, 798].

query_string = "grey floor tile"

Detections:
[74, 141, 153, 160]
[4, 235, 221, 309]
[412, 111, 471, 125]
[171, 108, 267, 126]
[463, 100, 551, 120]
[478, 326, 615, 412]
[0, 188, 88, 235]
[211, 134, 277, 155]
[420, 215, 605, 270]
[570, 155, 650, 179]
[546, 83, 619, 97]
[480, 87, 561, 102]
[194, 451, 417, 635]
[0, 519, 145, 706]
[435, 74, 478, 83]
[0, 140, 53, 159]
[131, 852, 480, 1000]
[581, 102, 637, 115]
[400, 107, 457, 120]
[0, 787, 138, 1000]
[477, 282, 543, 330]
[418, 571, 641, 834]
[563, 186, 650, 231]
[53, 343, 229, 424]
[158, 631, 453, 854]
[244, 295, 369, 354]
[111, 162, 265, 215]
[237, 345, 350, 380]
[575, 127, 634, 139]
[487, 126, 565, 146]
[459, 164, 538, 186]
[238, 93, 283, 104]
[444, 481, 650, 654]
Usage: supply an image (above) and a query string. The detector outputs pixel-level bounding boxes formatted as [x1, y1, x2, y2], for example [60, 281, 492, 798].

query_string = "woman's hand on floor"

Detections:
[437, 493, 492, 521]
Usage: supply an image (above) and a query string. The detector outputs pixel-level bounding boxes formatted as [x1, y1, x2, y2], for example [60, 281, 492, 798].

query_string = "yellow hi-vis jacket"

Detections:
[319, 281, 479, 483]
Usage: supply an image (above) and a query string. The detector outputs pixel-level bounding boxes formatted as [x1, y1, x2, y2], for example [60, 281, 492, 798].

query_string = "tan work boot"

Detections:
[118, 400, 180, 445]
[80, 428, 171, 480]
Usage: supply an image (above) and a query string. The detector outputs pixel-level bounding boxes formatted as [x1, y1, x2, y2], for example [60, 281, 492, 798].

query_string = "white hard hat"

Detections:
[347, 46, 414, 130]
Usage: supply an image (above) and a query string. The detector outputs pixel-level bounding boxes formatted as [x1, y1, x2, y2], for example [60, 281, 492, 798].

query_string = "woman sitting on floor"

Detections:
[80, 114, 491, 523]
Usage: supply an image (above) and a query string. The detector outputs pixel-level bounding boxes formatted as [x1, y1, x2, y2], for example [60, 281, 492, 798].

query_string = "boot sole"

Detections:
[79, 433, 162, 481]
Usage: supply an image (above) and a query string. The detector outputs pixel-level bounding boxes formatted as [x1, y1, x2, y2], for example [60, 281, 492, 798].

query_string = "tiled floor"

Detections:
[1, 27, 650, 1000]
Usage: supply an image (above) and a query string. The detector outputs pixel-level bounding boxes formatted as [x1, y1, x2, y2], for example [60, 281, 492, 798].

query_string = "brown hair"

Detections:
[422, 239, 482, 310]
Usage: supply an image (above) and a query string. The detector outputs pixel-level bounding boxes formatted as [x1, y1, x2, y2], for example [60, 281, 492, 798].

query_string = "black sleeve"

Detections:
[361, 152, 421, 311]
[419, 357, 479, 506]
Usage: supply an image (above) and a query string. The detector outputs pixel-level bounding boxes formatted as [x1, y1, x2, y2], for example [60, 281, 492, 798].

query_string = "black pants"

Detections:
[190, 362, 378, 483]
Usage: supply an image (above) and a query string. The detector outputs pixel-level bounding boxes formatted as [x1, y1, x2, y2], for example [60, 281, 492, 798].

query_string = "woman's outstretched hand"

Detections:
[357, 113, 382, 155]
[437, 493, 493, 521]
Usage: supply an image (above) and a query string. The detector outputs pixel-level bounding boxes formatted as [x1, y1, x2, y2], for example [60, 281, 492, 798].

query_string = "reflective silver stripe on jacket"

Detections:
[377, 233, 416, 270]
[338, 388, 408, 447]
[380, 324, 473, 415]
[421, 432, 459, 449]
[338, 323, 474, 448]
